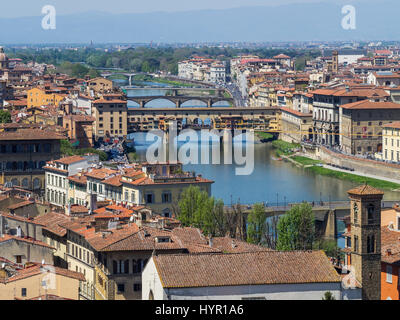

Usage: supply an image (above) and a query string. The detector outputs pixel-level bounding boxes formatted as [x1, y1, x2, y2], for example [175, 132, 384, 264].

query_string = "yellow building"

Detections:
[27, 87, 65, 108]
[86, 77, 114, 95]
[0, 262, 84, 300]
[382, 122, 400, 162]
[92, 99, 128, 141]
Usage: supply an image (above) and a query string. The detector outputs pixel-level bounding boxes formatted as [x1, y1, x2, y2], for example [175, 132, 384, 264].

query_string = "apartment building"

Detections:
[312, 87, 389, 147]
[0, 126, 65, 191]
[339, 101, 400, 155]
[280, 107, 313, 144]
[92, 98, 128, 142]
[44, 155, 99, 208]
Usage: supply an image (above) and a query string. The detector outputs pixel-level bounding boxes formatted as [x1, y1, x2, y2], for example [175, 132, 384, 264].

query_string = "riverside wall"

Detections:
[309, 146, 400, 181]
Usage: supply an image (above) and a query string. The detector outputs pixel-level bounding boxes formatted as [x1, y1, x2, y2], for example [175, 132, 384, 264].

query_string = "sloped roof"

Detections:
[347, 184, 384, 196]
[153, 250, 341, 288]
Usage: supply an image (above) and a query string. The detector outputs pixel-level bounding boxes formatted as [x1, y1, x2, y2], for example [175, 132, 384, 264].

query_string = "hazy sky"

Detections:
[0, 0, 360, 18]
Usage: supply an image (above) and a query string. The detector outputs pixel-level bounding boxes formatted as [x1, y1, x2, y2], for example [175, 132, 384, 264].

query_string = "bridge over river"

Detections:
[127, 106, 280, 132]
[238, 200, 398, 239]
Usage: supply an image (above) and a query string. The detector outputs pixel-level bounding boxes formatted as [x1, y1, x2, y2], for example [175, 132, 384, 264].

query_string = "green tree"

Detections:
[247, 203, 267, 245]
[276, 203, 315, 251]
[0, 110, 12, 124]
[177, 185, 228, 237]
[322, 291, 336, 300]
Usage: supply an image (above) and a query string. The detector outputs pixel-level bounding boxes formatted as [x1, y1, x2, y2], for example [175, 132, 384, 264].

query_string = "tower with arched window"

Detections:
[347, 184, 383, 300]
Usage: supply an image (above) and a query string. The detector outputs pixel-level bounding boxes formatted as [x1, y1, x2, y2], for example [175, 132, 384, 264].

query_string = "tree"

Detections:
[276, 203, 315, 251]
[177, 186, 228, 237]
[0, 110, 12, 124]
[322, 291, 336, 300]
[247, 203, 267, 245]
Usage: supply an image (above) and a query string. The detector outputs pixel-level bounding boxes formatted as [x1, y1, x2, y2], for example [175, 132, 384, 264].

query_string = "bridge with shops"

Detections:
[127, 106, 280, 132]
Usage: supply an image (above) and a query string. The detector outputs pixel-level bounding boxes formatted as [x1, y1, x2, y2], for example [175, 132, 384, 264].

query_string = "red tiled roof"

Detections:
[340, 100, 400, 110]
[3, 264, 85, 283]
[153, 251, 342, 288]
[55, 155, 85, 165]
[347, 184, 384, 196]
[0, 234, 54, 250]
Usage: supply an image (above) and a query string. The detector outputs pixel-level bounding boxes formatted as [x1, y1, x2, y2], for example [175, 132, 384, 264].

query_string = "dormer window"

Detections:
[156, 237, 171, 243]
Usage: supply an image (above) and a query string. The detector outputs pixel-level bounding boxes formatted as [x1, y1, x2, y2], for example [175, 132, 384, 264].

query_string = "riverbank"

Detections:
[255, 132, 275, 142]
[285, 154, 400, 191]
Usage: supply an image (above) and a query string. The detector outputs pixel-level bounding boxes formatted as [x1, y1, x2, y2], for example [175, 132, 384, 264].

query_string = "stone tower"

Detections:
[332, 50, 339, 73]
[347, 184, 383, 300]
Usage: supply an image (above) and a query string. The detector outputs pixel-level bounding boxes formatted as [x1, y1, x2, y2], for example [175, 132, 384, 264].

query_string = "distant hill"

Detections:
[0, 0, 399, 44]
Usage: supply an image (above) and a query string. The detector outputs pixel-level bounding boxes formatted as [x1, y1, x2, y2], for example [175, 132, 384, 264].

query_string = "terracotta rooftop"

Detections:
[33, 212, 71, 237]
[0, 234, 54, 250]
[347, 184, 384, 196]
[54, 155, 85, 165]
[340, 100, 400, 110]
[2, 263, 85, 283]
[381, 226, 400, 265]
[153, 251, 342, 289]
[384, 122, 400, 130]
[0, 129, 65, 141]
[281, 107, 312, 118]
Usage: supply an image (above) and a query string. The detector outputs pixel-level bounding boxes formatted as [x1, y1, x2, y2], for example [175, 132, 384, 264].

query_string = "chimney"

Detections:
[209, 236, 213, 248]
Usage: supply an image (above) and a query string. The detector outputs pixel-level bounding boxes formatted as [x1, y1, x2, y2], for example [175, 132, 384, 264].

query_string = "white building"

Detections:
[142, 251, 353, 300]
[44, 154, 99, 208]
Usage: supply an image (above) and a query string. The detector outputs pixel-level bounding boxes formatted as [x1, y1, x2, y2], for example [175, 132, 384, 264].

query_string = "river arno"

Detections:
[129, 133, 400, 205]
[120, 78, 400, 204]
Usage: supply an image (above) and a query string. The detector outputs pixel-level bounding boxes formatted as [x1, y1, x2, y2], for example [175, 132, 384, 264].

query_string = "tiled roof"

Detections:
[384, 122, 400, 130]
[0, 129, 65, 141]
[99, 227, 184, 252]
[154, 251, 342, 288]
[381, 226, 400, 264]
[347, 184, 384, 196]
[0, 234, 54, 250]
[3, 264, 85, 283]
[281, 107, 312, 117]
[340, 100, 400, 110]
[33, 212, 71, 237]
[7, 201, 34, 210]
[55, 155, 85, 165]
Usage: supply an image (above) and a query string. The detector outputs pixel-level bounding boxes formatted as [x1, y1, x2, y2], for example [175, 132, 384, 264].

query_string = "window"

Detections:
[117, 284, 125, 293]
[21, 288, 27, 297]
[162, 192, 172, 203]
[367, 204, 375, 223]
[146, 193, 154, 204]
[353, 203, 358, 223]
[133, 284, 142, 292]
[387, 265, 393, 283]
[16, 255, 22, 264]
[354, 236, 359, 253]
[367, 235, 375, 253]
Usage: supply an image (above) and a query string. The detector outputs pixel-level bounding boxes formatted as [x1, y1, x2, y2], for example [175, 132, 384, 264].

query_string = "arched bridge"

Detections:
[128, 95, 234, 108]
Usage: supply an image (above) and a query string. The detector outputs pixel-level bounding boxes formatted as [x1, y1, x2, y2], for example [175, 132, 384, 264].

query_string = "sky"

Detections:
[0, 0, 360, 18]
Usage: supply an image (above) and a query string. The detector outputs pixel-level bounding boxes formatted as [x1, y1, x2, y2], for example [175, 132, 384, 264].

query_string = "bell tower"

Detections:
[332, 50, 339, 73]
[348, 184, 383, 300]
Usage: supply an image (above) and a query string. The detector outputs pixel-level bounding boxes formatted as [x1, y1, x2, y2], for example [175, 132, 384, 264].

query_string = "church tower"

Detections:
[0, 47, 9, 70]
[332, 50, 339, 73]
[347, 184, 383, 300]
